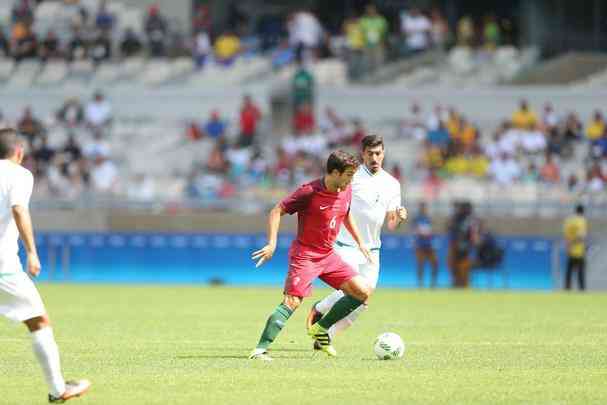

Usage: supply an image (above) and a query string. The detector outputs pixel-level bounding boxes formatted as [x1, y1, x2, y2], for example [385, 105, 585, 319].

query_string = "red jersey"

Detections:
[280, 178, 352, 257]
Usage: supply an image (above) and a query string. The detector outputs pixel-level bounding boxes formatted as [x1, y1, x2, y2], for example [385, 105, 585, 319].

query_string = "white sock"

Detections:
[31, 327, 66, 397]
[328, 304, 367, 339]
[315, 290, 345, 315]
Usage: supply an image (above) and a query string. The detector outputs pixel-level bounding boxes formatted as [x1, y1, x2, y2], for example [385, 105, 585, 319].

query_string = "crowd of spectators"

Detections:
[0, 91, 117, 198]
[405, 99, 607, 197]
[1, 1, 518, 81]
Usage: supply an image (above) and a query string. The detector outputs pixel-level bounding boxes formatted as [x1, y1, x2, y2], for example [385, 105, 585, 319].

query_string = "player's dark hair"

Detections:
[326, 150, 359, 174]
[575, 204, 584, 215]
[0, 128, 20, 159]
[361, 135, 384, 151]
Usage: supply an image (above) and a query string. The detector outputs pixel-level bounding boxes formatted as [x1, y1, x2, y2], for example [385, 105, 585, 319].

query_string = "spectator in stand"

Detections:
[586, 163, 605, 192]
[543, 128, 557, 156]
[429, 8, 449, 50]
[85, 91, 113, 132]
[90, 154, 118, 193]
[349, 119, 366, 146]
[39, 30, 62, 62]
[401, 102, 425, 140]
[120, 28, 143, 58]
[68, 27, 88, 61]
[214, 30, 240, 66]
[95, 0, 115, 32]
[401, 7, 431, 55]
[489, 152, 521, 185]
[90, 30, 111, 65]
[413, 201, 438, 288]
[192, 4, 211, 33]
[17, 106, 44, 147]
[520, 123, 547, 155]
[56, 98, 84, 128]
[590, 130, 607, 159]
[343, 15, 364, 80]
[541, 102, 559, 131]
[522, 162, 539, 183]
[585, 110, 604, 142]
[483, 15, 500, 50]
[456, 16, 474, 46]
[62, 133, 83, 164]
[292, 103, 315, 134]
[539, 154, 560, 184]
[238, 95, 261, 147]
[271, 39, 295, 70]
[193, 30, 211, 69]
[359, 4, 388, 73]
[33, 135, 56, 175]
[145, 4, 168, 58]
[11, 0, 34, 25]
[0, 28, 9, 57]
[11, 20, 37, 61]
[511, 99, 537, 130]
[427, 121, 450, 149]
[83, 129, 111, 160]
[203, 110, 227, 139]
[186, 121, 203, 141]
[563, 112, 583, 143]
[287, 9, 323, 62]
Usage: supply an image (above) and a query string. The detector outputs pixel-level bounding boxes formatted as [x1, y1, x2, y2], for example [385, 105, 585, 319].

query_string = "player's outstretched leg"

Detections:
[25, 316, 91, 403]
[250, 296, 299, 361]
[308, 276, 371, 356]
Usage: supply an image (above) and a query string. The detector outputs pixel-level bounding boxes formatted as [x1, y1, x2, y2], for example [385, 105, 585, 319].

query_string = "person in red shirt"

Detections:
[293, 103, 315, 134]
[239, 95, 262, 147]
[249, 151, 373, 361]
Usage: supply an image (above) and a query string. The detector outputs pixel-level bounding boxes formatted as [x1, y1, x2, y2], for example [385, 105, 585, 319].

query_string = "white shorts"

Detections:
[0, 262, 46, 322]
[334, 243, 380, 288]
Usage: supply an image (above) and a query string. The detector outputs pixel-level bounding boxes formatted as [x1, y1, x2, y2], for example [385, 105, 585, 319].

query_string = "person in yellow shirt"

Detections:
[214, 31, 240, 66]
[563, 204, 588, 291]
[585, 110, 604, 141]
[511, 99, 537, 129]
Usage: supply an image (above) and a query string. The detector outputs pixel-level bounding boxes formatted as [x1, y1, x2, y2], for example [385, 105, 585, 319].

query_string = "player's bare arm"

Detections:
[386, 206, 408, 231]
[12, 204, 41, 277]
[343, 211, 374, 264]
[251, 203, 286, 268]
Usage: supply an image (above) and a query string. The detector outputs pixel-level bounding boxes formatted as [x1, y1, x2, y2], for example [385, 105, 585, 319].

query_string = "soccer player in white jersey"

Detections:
[306, 135, 407, 341]
[0, 128, 90, 403]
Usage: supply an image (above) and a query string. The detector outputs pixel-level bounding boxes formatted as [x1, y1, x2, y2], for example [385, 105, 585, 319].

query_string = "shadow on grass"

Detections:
[176, 355, 247, 360]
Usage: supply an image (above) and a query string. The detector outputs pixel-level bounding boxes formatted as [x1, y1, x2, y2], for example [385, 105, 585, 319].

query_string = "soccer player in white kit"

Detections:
[0, 128, 90, 403]
[306, 135, 407, 340]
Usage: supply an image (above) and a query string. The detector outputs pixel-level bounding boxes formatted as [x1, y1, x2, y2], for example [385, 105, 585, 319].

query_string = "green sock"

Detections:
[256, 303, 293, 350]
[318, 295, 363, 330]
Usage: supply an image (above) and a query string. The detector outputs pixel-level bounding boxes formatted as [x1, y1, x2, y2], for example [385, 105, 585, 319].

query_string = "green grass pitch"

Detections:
[1, 284, 606, 404]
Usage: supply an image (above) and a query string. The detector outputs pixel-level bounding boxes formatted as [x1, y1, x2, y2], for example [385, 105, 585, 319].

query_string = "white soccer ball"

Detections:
[374, 332, 405, 360]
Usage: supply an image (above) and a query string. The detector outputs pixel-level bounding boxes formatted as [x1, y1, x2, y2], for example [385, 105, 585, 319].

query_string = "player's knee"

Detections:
[282, 295, 302, 311]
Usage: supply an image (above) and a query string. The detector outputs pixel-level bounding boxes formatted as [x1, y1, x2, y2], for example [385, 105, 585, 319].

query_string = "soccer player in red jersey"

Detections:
[249, 151, 374, 361]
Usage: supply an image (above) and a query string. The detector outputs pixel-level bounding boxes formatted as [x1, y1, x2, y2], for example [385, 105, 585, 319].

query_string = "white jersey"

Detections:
[0, 159, 34, 272]
[337, 165, 402, 250]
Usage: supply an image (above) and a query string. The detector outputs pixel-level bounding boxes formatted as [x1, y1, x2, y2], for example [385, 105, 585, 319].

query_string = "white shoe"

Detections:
[48, 379, 91, 403]
[249, 348, 272, 361]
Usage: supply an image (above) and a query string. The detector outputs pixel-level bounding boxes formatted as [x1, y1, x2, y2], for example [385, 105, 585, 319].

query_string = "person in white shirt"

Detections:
[0, 128, 90, 403]
[489, 152, 521, 185]
[85, 91, 113, 131]
[306, 135, 408, 341]
[401, 8, 431, 53]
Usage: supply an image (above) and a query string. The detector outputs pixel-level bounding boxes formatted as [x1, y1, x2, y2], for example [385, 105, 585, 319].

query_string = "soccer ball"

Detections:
[374, 332, 405, 360]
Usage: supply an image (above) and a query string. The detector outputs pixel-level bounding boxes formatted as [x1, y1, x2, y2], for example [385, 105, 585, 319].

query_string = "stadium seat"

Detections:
[0, 59, 15, 82]
[36, 61, 69, 86]
[6, 61, 41, 88]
